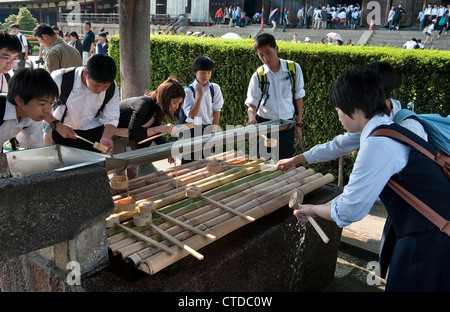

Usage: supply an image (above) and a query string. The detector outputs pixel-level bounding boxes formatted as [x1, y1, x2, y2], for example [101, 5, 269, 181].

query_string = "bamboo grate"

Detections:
[106, 152, 335, 275]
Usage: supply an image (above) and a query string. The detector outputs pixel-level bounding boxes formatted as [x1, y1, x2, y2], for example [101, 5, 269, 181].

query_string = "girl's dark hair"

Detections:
[0, 29, 22, 53]
[86, 54, 117, 83]
[364, 61, 397, 99]
[7, 68, 59, 105]
[329, 68, 389, 119]
[69, 31, 79, 40]
[145, 76, 185, 123]
[191, 56, 214, 73]
[254, 33, 277, 51]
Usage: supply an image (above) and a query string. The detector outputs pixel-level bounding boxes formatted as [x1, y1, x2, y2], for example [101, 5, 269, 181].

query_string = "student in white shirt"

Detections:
[10, 24, 28, 71]
[181, 56, 224, 163]
[0, 68, 59, 149]
[50, 54, 120, 154]
[0, 30, 22, 94]
[246, 33, 305, 160]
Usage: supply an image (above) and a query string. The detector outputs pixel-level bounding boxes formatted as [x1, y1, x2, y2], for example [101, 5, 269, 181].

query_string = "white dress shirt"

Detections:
[331, 114, 409, 228]
[0, 98, 43, 148]
[303, 98, 427, 164]
[0, 73, 9, 93]
[245, 59, 305, 120]
[51, 67, 120, 130]
[182, 79, 224, 125]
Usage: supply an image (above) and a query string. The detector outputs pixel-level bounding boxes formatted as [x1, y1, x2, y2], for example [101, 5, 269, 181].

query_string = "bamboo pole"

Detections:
[125, 172, 328, 266]
[138, 174, 335, 275]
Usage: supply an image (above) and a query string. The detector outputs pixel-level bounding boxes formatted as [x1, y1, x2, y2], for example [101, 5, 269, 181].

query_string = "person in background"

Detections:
[82, 21, 95, 65]
[10, 24, 28, 71]
[69, 31, 83, 58]
[96, 32, 109, 55]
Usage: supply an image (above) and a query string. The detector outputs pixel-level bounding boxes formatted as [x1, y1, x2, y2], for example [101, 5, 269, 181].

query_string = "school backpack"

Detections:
[393, 107, 450, 155]
[256, 60, 298, 115]
[57, 67, 115, 122]
[176, 83, 215, 125]
[18, 35, 33, 56]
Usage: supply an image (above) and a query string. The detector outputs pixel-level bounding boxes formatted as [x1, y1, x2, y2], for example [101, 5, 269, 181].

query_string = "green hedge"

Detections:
[109, 34, 450, 180]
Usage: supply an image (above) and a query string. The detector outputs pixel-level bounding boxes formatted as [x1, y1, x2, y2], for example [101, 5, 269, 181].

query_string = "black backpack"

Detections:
[177, 83, 215, 125]
[57, 67, 115, 122]
[18, 35, 33, 56]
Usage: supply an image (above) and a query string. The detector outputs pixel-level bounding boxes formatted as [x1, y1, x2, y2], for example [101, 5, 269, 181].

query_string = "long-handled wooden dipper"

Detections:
[139, 202, 216, 240]
[261, 134, 278, 148]
[76, 135, 108, 153]
[289, 190, 330, 244]
[138, 123, 195, 145]
[134, 203, 204, 260]
[206, 161, 271, 174]
[105, 215, 176, 255]
[185, 187, 256, 222]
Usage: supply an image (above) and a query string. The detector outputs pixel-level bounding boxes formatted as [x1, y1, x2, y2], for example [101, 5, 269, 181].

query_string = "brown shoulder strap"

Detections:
[387, 179, 450, 237]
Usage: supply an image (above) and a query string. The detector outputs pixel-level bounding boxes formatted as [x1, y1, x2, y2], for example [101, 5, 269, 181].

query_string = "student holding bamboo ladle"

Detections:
[111, 76, 187, 179]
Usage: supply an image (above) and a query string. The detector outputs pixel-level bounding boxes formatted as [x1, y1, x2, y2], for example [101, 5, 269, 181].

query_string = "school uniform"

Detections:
[331, 114, 450, 291]
[0, 73, 9, 93]
[245, 59, 305, 160]
[50, 67, 120, 152]
[0, 96, 43, 149]
[181, 79, 223, 163]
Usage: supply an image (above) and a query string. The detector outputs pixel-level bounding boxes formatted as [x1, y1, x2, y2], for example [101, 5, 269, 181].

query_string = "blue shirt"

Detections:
[331, 114, 410, 228]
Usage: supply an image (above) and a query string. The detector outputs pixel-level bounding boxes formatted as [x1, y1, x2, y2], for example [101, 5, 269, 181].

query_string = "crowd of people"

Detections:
[1, 21, 113, 152]
[296, 4, 363, 30]
[1, 26, 449, 292]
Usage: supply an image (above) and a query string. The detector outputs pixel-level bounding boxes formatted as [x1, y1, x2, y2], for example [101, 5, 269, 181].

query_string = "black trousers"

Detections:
[256, 115, 295, 161]
[52, 125, 104, 153]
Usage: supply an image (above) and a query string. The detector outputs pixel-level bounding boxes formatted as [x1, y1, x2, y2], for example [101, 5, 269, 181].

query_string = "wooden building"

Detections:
[0, 0, 117, 26]
[152, 0, 445, 27]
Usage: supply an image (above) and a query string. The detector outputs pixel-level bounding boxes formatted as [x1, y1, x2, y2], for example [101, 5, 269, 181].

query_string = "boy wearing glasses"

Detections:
[0, 30, 22, 93]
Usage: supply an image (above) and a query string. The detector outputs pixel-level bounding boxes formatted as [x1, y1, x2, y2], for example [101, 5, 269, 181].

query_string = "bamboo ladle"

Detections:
[261, 134, 278, 148]
[133, 204, 204, 260]
[289, 190, 330, 244]
[185, 187, 256, 222]
[138, 123, 195, 145]
[139, 202, 216, 240]
[76, 135, 108, 153]
[105, 214, 176, 255]
[206, 161, 269, 174]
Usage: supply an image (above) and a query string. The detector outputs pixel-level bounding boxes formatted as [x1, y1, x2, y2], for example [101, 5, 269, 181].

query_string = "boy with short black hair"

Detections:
[290, 67, 450, 291]
[0, 30, 22, 93]
[10, 24, 28, 71]
[1, 68, 59, 149]
[180, 55, 224, 163]
[245, 33, 305, 160]
[50, 54, 120, 153]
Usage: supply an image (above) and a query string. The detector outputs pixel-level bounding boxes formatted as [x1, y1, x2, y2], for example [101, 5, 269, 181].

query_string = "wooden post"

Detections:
[119, 0, 151, 99]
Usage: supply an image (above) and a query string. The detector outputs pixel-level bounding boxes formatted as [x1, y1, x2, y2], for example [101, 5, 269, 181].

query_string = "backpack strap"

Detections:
[96, 82, 116, 118]
[187, 83, 215, 101]
[0, 95, 6, 127]
[371, 126, 450, 174]
[286, 60, 298, 115]
[256, 65, 269, 112]
[59, 67, 76, 123]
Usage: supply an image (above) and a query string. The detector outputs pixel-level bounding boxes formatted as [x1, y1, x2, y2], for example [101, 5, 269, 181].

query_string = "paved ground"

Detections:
[171, 23, 450, 51]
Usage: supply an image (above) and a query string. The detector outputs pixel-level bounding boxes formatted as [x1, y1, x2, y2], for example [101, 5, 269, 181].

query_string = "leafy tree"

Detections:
[2, 8, 37, 31]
